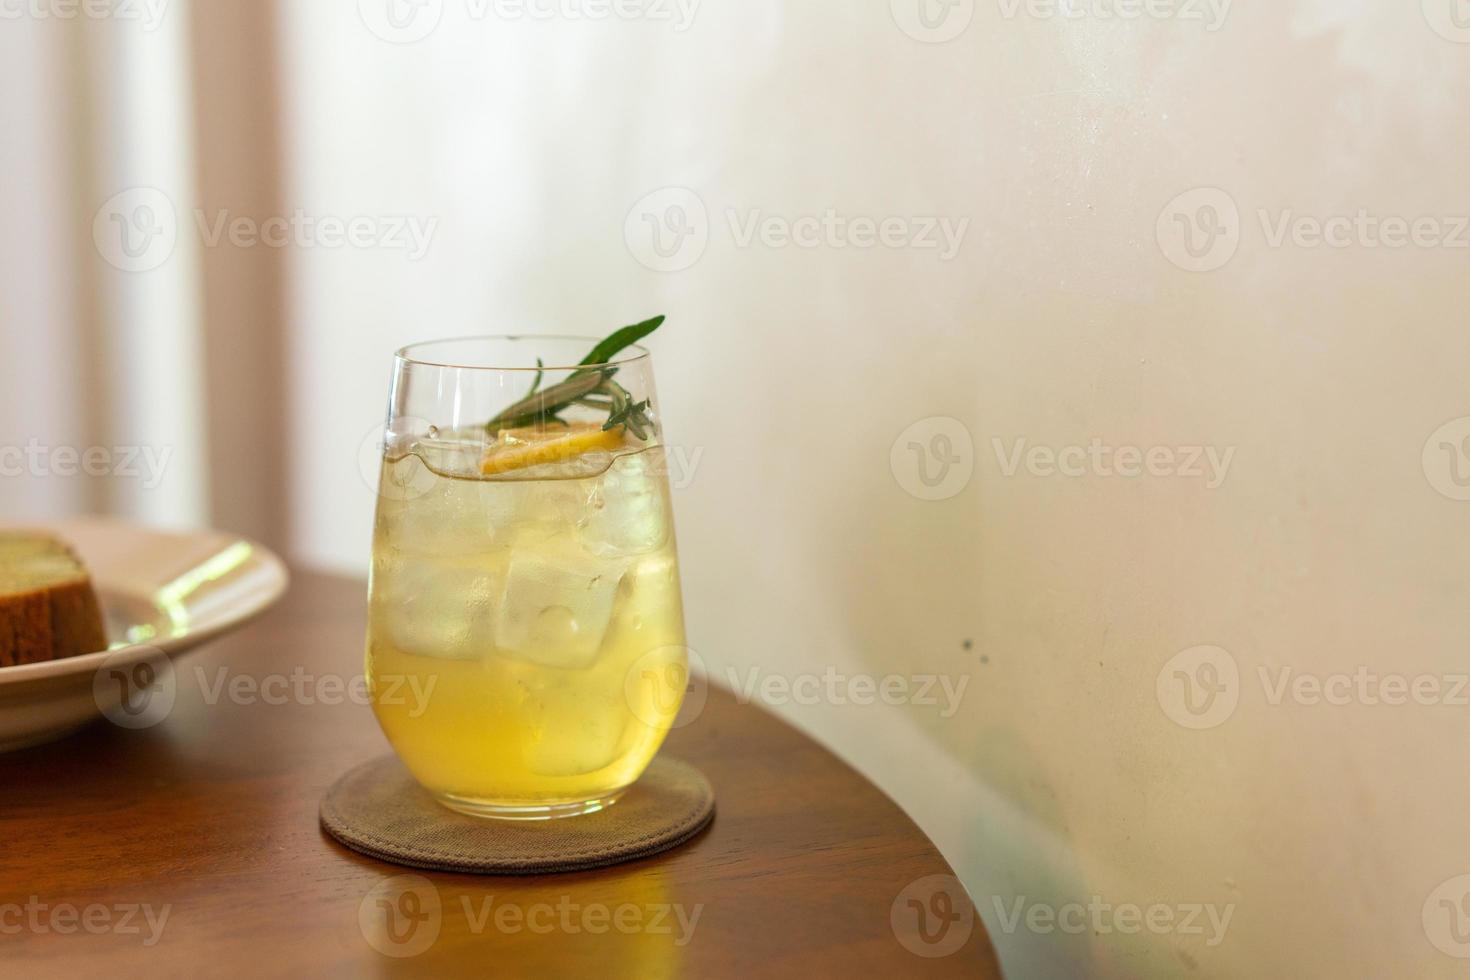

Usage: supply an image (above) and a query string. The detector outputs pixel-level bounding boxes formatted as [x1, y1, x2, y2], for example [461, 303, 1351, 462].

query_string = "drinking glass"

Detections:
[365, 336, 688, 820]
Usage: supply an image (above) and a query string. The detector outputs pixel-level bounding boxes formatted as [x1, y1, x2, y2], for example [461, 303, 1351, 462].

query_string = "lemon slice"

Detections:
[480, 422, 626, 476]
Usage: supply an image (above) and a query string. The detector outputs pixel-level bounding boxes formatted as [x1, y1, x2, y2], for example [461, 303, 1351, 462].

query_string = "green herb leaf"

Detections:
[486, 316, 665, 436]
[488, 372, 603, 431]
[576, 316, 664, 371]
[604, 398, 651, 439]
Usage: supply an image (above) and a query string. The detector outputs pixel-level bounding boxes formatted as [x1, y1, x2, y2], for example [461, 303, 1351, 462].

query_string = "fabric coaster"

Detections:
[320, 754, 715, 874]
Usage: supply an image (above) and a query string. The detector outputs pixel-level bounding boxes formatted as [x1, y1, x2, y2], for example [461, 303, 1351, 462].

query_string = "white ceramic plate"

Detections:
[0, 517, 289, 752]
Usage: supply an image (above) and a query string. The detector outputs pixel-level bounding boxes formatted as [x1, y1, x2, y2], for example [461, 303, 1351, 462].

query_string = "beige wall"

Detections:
[272, 2, 1470, 976]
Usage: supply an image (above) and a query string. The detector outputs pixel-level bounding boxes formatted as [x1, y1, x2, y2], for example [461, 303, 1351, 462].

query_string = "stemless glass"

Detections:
[365, 336, 688, 820]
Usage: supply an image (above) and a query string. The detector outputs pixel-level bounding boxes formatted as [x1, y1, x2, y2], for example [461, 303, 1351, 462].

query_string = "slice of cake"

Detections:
[0, 532, 108, 668]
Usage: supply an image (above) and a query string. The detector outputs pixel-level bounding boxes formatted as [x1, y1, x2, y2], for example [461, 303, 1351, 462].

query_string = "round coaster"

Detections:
[320, 755, 715, 875]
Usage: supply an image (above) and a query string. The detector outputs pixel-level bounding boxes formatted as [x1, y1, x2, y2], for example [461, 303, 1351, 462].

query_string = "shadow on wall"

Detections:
[832, 435, 1106, 979]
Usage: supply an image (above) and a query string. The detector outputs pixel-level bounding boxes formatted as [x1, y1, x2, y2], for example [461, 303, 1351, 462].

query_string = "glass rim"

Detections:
[394, 334, 652, 372]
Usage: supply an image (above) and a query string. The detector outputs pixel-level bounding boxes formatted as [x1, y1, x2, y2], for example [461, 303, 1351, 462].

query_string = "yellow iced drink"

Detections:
[366, 430, 687, 818]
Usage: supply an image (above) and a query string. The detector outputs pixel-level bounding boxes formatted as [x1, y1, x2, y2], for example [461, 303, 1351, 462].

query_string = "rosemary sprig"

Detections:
[486, 316, 664, 438]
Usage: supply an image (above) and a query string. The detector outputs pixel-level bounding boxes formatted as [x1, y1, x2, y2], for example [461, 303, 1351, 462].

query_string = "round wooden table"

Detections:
[0, 572, 1001, 978]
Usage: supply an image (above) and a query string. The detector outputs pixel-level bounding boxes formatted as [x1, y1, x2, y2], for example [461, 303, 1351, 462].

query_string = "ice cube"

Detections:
[374, 556, 502, 661]
[495, 548, 628, 668]
[577, 451, 671, 558]
[594, 556, 682, 664]
[521, 677, 630, 777]
[501, 480, 591, 546]
[380, 469, 504, 559]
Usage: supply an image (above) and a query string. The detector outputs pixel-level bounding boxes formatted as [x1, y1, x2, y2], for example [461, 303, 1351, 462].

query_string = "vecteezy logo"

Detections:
[624, 187, 709, 272]
[359, 875, 442, 958]
[93, 646, 176, 730]
[358, 417, 441, 502]
[1422, 417, 1470, 501]
[891, 875, 974, 958]
[1424, 875, 1470, 958]
[1156, 645, 1239, 730]
[1156, 187, 1241, 273]
[890, 417, 974, 501]
[625, 646, 708, 729]
[92, 188, 178, 273]
[890, 0, 974, 43]
[1423, 0, 1470, 43]
[358, 0, 444, 43]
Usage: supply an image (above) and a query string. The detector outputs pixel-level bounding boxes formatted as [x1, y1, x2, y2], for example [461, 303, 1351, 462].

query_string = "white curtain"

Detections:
[1, 9, 207, 529]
